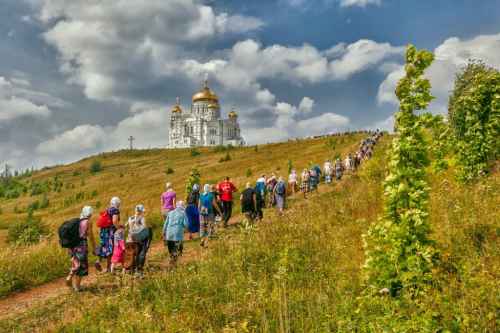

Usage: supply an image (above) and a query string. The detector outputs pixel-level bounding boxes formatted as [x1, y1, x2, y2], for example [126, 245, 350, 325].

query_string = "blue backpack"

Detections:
[276, 181, 286, 195]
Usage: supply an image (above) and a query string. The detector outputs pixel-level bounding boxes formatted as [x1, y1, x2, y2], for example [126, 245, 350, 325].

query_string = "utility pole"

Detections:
[128, 136, 135, 150]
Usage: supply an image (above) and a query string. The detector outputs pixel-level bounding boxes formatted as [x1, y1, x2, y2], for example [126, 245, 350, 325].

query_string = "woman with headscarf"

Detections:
[161, 182, 176, 218]
[66, 206, 96, 291]
[125, 204, 152, 277]
[300, 169, 310, 199]
[95, 196, 121, 273]
[199, 184, 222, 248]
[163, 201, 188, 267]
[273, 176, 287, 216]
[240, 182, 256, 223]
[185, 184, 200, 240]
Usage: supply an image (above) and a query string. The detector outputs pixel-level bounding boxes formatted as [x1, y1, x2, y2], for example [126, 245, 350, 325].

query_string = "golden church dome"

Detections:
[192, 80, 219, 103]
[171, 97, 182, 113]
[207, 103, 219, 109]
[228, 110, 238, 118]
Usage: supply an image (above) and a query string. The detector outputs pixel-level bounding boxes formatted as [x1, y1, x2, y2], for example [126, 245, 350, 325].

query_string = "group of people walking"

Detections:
[62, 131, 382, 291]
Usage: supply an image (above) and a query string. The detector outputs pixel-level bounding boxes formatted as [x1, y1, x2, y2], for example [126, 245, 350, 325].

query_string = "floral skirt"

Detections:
[69, 239, 88, 277]
[200, 213, 215, 238]
[97, 226, 115, 258]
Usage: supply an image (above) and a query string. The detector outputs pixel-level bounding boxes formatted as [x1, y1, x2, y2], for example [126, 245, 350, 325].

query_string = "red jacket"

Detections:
[217, 181, 237, 202]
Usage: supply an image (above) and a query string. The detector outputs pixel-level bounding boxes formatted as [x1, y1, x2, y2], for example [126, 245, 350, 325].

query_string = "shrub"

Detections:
[27, 200, 40, 213]
[73, 171, 81, 177]
[90, 160, 103, 174]
[219, 152, 231, 163]
[185, 168, 201, 196]
[165, 167, 174, 175]
[40, 194, 50, 209]
[246, 169, 252, 178]
[448, 60, 500, 182]
[7, 212, 48, 246]
[190, 148, 201, 157]
[95, 201, 102, 209]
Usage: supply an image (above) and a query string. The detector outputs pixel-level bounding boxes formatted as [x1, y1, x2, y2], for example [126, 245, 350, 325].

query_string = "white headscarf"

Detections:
[203, 184, 211, 194]
[176, 200, 185, 209]
[80, 206, 93, 219]
[110, 196, 121, 208]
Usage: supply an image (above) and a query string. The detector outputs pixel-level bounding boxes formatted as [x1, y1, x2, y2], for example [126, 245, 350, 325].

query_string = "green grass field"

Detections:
[0, 133, 498, 332]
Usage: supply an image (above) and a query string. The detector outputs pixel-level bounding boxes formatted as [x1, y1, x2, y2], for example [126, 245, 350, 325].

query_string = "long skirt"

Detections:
[200, 213, 215, 238]
[69, 239, 89, 277]
[97, 226, 115, 258]
[186, 204, 200, 233]
[275, 193, 285, 210]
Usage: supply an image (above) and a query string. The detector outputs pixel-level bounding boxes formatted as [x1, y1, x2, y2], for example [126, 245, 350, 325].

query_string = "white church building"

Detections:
[168, 79, 245, 148]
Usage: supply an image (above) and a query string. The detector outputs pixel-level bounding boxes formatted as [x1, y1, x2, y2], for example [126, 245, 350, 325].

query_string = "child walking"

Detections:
[110, 225, 125, 273]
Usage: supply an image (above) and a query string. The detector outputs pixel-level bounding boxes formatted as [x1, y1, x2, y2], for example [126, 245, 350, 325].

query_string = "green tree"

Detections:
[90, 160, 103, 174]
[363, 45, 438, 297]
[185, 168, 201, 198]
[448, 61, 500, 182]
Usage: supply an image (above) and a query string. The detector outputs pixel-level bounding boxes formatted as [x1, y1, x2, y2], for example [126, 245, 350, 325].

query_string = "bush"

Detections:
[448, 60, 500, 182]
[40, 194, 50, 209]
[246, 169, 252, 177]
[219, 152, 232, 163]
[27, 200, 40, 213]
[7, 212, 48, 246]
[165, 166, 174, 175]
[190, 149, 201, 157]
[90, 160, 103, 174]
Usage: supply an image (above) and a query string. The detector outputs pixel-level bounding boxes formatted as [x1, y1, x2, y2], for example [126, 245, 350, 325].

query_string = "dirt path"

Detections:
[0, 187, 336, 321]
[0, 216, 240, 321]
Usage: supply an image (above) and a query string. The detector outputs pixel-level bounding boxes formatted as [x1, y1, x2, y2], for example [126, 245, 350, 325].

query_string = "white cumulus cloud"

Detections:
[377, 33, 500, 116]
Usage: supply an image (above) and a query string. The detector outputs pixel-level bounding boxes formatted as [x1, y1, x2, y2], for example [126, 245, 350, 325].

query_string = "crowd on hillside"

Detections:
[60, 131, 383, 292]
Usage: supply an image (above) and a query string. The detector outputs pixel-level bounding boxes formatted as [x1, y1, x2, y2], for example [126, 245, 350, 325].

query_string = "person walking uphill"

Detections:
[199, 184, 222, 248]
[125, 204, 151, 277]
[163, 201, 188, 267]
[95, 197, 121, 273]
[240, 182, 256, 223]
[161, 182, 176, 218]
[217, 177, 237, 227]
[65, 206, 96, 292]
[186, 184, 200, 240]
[274, 176, 287, 216]
[255, 175, 266, 221]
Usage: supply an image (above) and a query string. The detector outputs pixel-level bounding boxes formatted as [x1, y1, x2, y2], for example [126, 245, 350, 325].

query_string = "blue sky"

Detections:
[1, 0, 499, 169]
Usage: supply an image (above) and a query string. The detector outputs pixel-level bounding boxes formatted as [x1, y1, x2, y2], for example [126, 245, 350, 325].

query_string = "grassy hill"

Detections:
[0, 133, 367, 297]
[0, 132, 498, 332]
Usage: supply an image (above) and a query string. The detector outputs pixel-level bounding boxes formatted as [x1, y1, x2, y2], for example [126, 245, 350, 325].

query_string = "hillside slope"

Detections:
[0, 133, 368, 297]
[1, 133, 497, 332]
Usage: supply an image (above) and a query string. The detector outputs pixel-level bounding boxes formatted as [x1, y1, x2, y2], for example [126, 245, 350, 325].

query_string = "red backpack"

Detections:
[96, 210, 113, 228]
